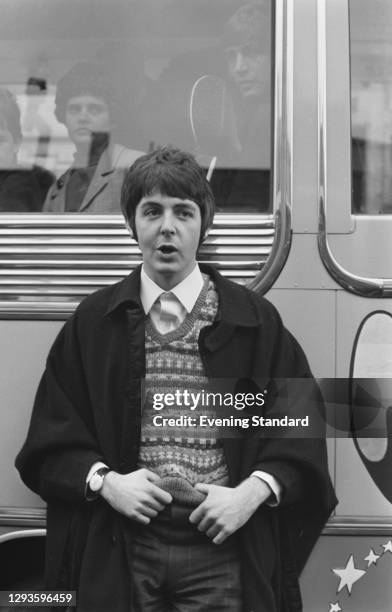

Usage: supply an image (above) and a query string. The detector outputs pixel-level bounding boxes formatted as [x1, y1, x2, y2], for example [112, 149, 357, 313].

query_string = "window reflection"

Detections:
[350, 0, 392, 214]
[42, 61, 142, 213]
[0, 0, 272, 214]
[0, 87, 53, 211]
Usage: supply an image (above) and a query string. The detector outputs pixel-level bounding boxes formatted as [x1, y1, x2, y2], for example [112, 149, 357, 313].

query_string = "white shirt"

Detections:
[140, 263, 204, 324]
[87, 264, 281, 504]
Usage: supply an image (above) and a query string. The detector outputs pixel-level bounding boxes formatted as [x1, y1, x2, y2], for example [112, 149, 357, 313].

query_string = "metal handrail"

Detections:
[317, 0, 392, 298]
[250, 0, 293, 294]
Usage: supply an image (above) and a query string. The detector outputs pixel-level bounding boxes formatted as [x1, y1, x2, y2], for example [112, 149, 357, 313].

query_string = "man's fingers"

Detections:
[189, 503, 205, 524]
[141, 505, 159, 519]
[132, 512, 151, 525]
[150, 484, 172, 505]
[143, 469, 161, 483]
[196, 514, 215, 532]
[212, 531, 228, 545]
[145, 498, 165, 513]
[194, 483, 210, 495]
[206, 524, 220, 539]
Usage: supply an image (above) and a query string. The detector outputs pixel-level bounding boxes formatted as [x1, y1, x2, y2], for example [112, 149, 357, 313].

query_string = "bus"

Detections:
[0, 1, 391, 610]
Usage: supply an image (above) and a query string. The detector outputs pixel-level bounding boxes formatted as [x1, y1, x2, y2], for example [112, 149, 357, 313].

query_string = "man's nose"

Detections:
[77, 106, 90, 121]
[160, 211, 176, 234]
[233, 51, 247, 74]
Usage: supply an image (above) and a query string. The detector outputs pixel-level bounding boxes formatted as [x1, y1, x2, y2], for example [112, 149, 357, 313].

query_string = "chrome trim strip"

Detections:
[0, 507, 46, 527]
[324, 518, 392, 536]
[1, 516, 390, 538]
[0, 214, 275, 226]
[0, 529, 46, 544]
[0, 213, 275, 317]
[250, 0, 293, 294]
[317, 0, 392, 298]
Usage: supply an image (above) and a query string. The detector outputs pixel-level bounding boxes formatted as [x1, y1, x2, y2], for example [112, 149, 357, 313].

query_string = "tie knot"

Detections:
[158, 291, 177, 311]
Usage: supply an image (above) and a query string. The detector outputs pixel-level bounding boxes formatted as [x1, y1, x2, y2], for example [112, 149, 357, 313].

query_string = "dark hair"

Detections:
[222, 1, 270, 52]
[54, 61, 116, 124]
[0, 87, 22, 142]
[121, 147, 215, 243]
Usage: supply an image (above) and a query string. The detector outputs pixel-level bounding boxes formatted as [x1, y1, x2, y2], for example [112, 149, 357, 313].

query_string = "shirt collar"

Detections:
[105, 263, 262, 327]
[140, 264, 204, 315]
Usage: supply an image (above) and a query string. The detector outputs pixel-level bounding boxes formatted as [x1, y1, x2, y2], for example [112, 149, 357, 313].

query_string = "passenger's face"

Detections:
[0, 126, 17, 168]
[65, 95, 111, 147]
[225, 42, 269, 99]
[133, 191, 202, 290]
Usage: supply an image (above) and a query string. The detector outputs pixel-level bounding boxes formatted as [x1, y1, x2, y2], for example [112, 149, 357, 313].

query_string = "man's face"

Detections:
[225, 42, 269, 100]
[64, 95, 111, 147]
[133, 191, 202, 290]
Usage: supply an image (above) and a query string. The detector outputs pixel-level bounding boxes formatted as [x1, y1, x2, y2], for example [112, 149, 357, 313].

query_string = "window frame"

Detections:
[0, 0, 292, 318]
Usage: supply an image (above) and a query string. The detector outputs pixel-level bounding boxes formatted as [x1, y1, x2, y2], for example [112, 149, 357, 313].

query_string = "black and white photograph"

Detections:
[0, 1, 391, 611]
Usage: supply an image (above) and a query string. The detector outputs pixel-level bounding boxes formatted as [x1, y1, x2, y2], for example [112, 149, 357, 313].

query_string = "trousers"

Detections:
[130, 502, 242, 612]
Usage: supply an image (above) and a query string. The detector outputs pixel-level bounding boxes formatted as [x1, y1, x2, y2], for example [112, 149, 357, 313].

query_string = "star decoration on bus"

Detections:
[364, 548, 380, 567]
[328, 539, 392, 608]
[382, 540, 392, 554]
[332, 555, 366, 594]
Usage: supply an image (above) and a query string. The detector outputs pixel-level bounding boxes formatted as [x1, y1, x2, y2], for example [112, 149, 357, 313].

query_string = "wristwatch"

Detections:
[88, 467, 110, 496]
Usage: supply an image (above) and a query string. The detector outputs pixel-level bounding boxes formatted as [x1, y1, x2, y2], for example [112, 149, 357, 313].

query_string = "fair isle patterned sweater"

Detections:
[137, 275, 229, 506]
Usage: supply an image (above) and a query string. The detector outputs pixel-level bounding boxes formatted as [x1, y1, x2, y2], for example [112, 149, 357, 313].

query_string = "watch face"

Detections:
[90, 472, 103, 492]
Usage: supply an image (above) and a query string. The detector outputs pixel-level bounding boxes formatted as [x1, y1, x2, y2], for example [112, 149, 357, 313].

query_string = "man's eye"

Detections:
[144, 208, 160, 216]
[88, 104, 105, 115]
[177, 209, 194, 218]
[224, 48, 236, 62]
[67, 105, 80, 114]
[243, 42, 261, 57]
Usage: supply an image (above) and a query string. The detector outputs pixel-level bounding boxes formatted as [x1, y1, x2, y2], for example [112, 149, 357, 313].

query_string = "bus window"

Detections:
[350, 0, 392, 214]
[0, 0, 273, 215]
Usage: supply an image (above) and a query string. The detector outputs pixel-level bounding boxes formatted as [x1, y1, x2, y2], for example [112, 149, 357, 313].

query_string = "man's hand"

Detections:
[189, 476, 271, 544]
[100, 468, 172, 524]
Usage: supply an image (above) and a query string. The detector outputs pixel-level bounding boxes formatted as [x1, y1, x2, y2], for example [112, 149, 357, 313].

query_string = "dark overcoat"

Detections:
[16, 264, 337, 612]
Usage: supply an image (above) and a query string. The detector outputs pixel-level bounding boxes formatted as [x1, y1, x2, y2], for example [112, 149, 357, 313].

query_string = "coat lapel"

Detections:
[78, 150, 112, 212]
[48, 173, 68, 212]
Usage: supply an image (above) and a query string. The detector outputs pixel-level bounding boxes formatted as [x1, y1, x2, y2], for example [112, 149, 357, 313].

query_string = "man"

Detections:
[222, 1, 270, 161]
[43, 61, 142, 213]
[211, 1, 271, 211]
[16, 147, 336, 611]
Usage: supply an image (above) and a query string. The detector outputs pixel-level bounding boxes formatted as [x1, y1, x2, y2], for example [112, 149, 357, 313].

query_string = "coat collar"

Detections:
[105, 263, 263, 327]
[50, 144, 125, 213]
[78, 147, 113, 212]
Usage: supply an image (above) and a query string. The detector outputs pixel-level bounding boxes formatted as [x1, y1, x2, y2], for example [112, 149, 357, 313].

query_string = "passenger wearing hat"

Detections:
[43, 61, 143, 213]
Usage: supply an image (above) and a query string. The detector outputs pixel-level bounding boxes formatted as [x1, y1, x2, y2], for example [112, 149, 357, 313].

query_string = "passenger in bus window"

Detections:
[16, 147, 336, 612]
[0, 88, 46, 212]
[210, 1, 272, 211]
[224, 2, 271, 159]
[43, 61, 143, 213]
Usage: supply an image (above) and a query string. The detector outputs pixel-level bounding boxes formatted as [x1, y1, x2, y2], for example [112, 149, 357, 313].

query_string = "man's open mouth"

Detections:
[157, 245, 177, 254]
